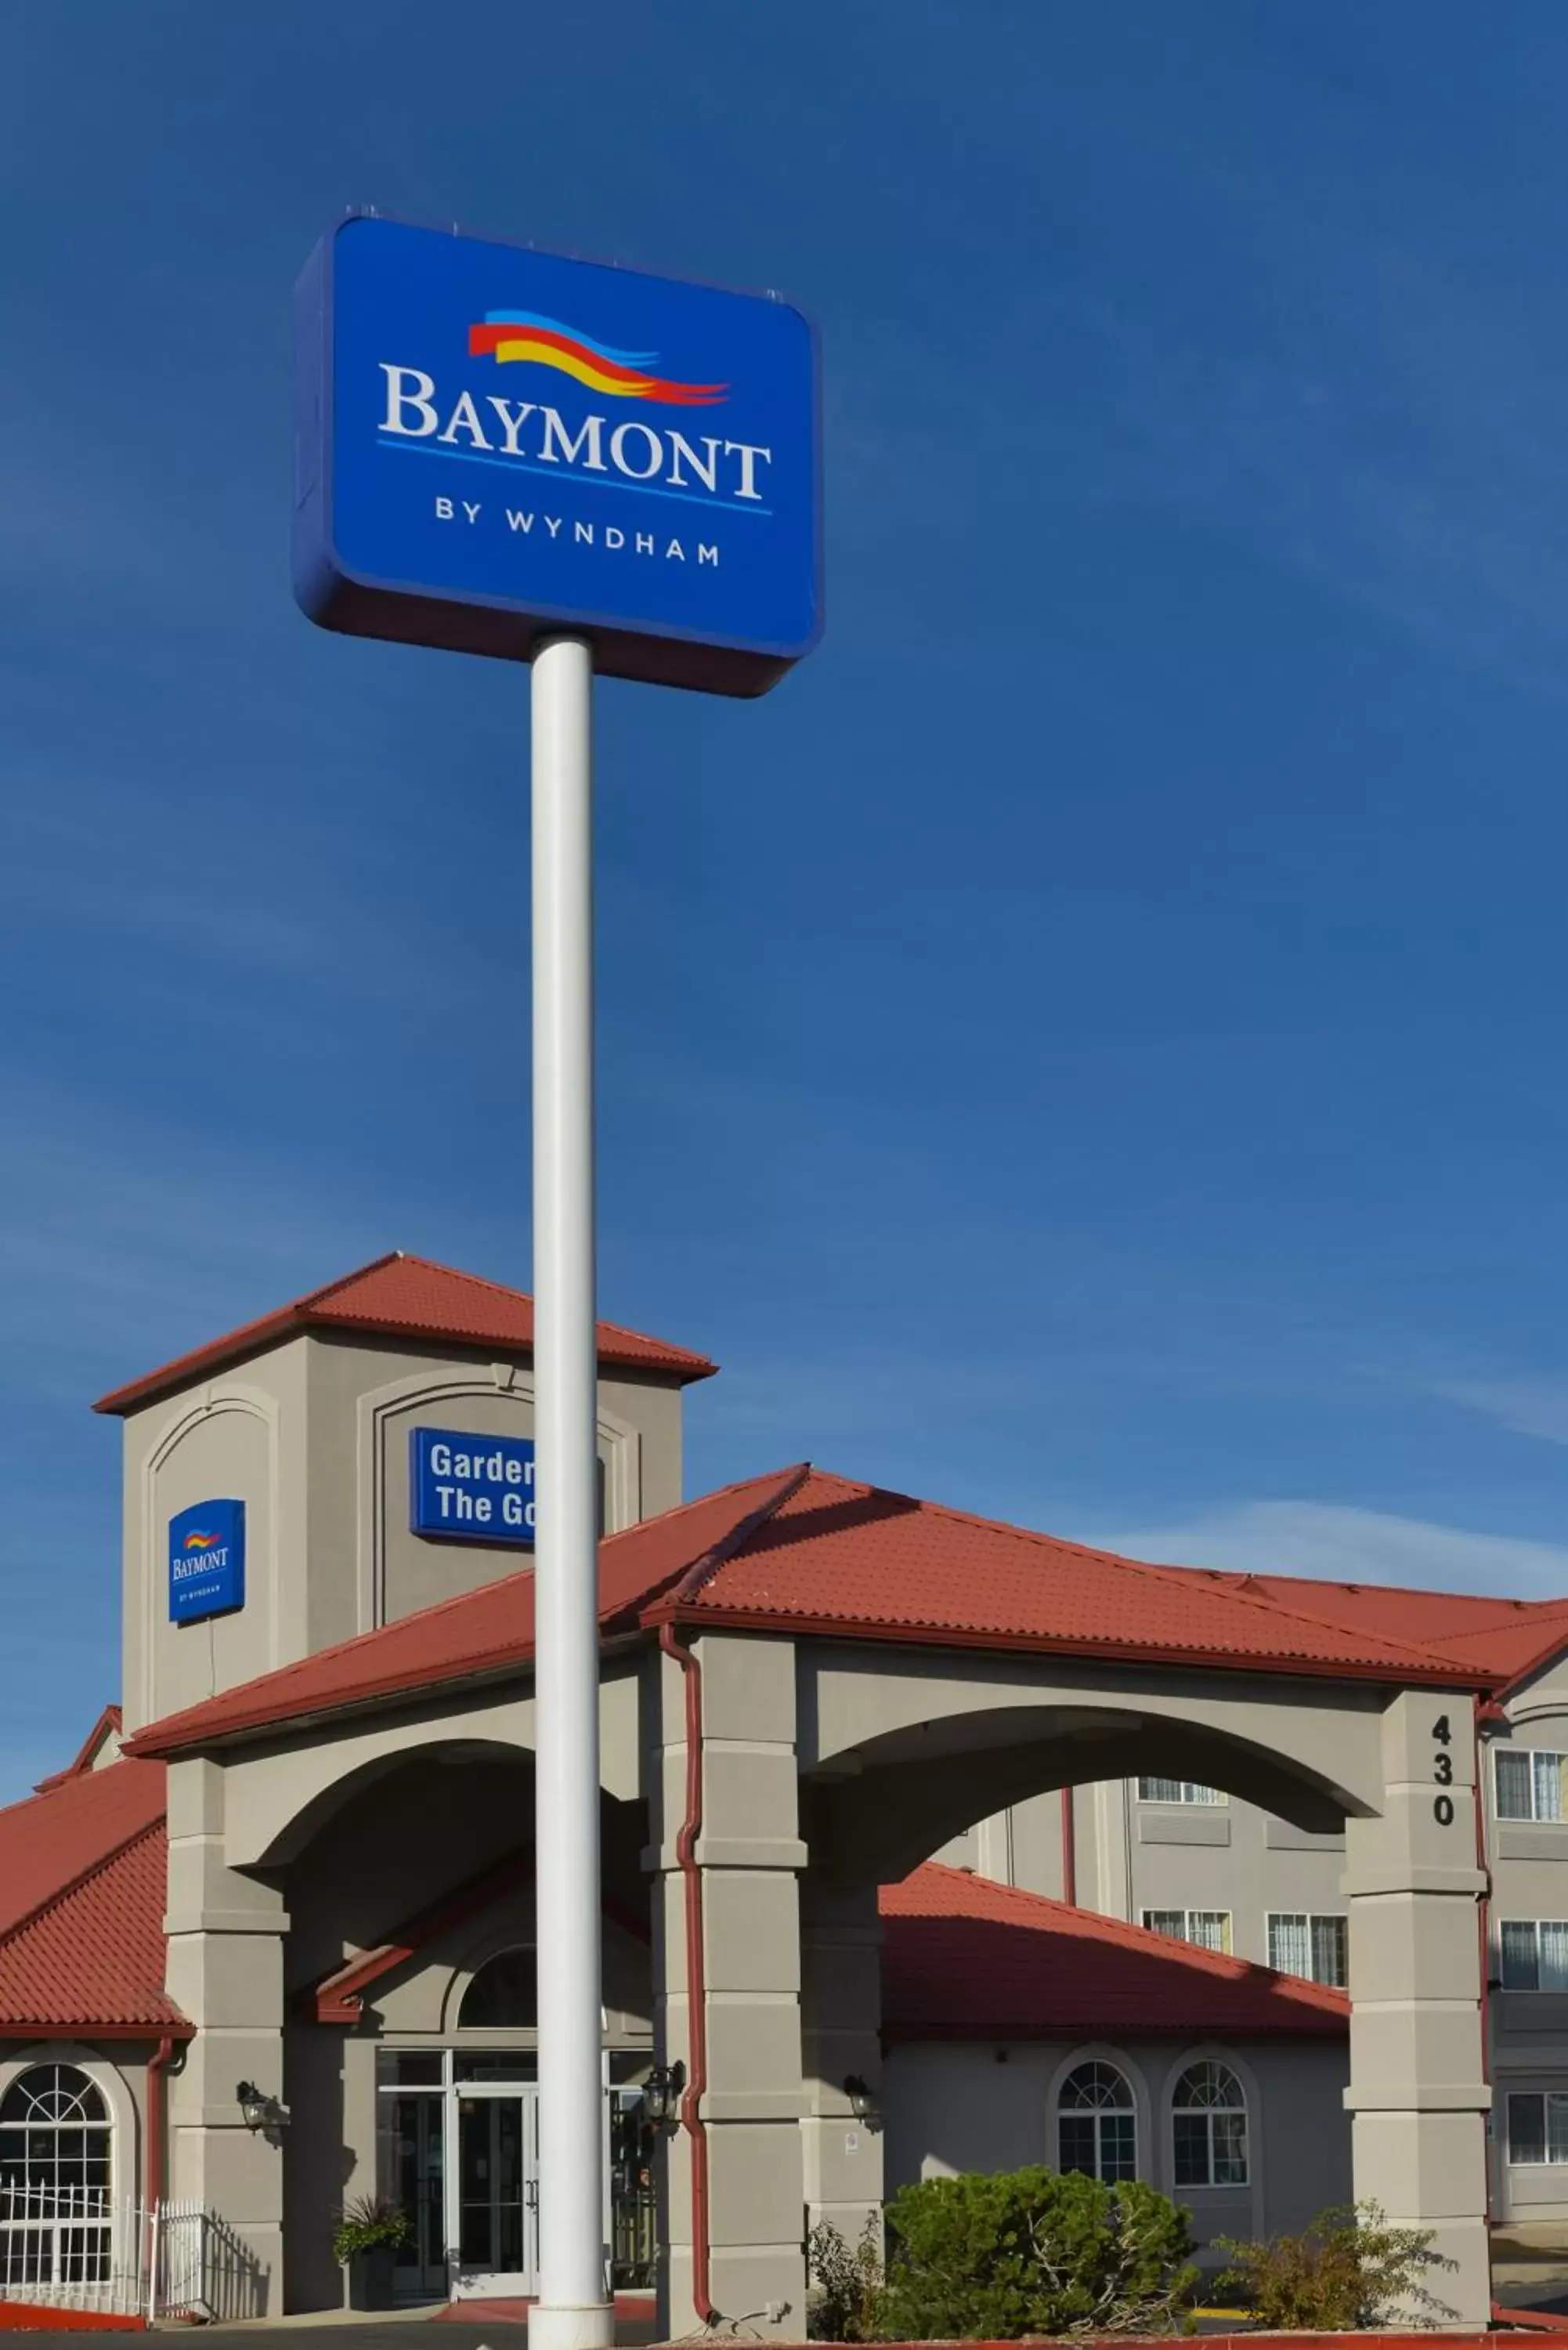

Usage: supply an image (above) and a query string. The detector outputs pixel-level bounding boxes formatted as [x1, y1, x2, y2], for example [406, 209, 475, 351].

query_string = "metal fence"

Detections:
[0, 2181, 265, 2322]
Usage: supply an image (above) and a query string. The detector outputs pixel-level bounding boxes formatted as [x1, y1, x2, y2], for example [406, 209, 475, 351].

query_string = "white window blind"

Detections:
[1500, 1921, 1568, 1992]
[1509, 2092, 1568, 2164]
[1267, 1912, 1348, 1988]
[1497, 1750, 1568, 1824]
[1137, 1780, 1224, 1806]
[1143, 1908, 1231, 1954]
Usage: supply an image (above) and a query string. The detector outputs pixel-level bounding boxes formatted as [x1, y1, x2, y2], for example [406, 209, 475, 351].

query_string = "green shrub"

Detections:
[331, 2195, 413, 2266]
[807, 2214, 887, 2341]
[1214, 2202, 1454, 2330]
[876, 2165, 1198, 2339]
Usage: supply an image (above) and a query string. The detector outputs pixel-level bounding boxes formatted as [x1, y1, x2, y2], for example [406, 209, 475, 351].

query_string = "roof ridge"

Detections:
[1195, 1560, 1560, 1622]
[664, 1463, 814, 1608]
[294, 1249, 406, 1311]
[1118, 1554, 1477, 1675]
[794, 1472, 1469, 1675]
[0, 1815, 167, 1951]
[311, 1253, 710, 1363]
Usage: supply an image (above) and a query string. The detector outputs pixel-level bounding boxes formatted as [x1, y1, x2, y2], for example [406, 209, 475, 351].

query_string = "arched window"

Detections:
[459, 1947, 538, 2030]
[1057, 2060, 1136, 2183]
[0, 2064, 114, 2287]
[1172, 2059, 1248, 2187]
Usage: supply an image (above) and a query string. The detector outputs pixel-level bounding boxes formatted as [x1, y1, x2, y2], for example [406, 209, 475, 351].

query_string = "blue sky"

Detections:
[7, 2, 1568, 1799]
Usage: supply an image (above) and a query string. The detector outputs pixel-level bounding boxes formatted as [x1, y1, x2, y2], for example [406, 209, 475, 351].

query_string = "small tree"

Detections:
[1215, 2202, 1454, 2330]
[807, 2214, 886, 2341]
[876, 2166, 1198, 2339]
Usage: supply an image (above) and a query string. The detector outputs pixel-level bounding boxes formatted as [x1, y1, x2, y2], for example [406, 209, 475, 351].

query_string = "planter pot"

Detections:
[346, 2243, 399, 2311]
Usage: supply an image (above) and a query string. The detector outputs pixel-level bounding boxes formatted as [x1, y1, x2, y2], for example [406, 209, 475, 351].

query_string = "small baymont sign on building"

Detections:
[294, 213, 821, 696]
[168, 1499, 245, 1625]
[410, 1426, 537, 1548]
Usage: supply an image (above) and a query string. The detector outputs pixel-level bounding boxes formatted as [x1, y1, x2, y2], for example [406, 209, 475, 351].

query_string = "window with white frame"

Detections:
[1172, 2060, 1248, 2187]
[0, 2065, 114, 2290]
[1142, 1909, 1232, 1954]
[1496, 1749, 1568, 1824]
[1509, 2092, 1568, 2165]
[1267, 1912, 1349, 1988]
[1136, 1780, 1225, 1806]
[1057, 2060, 1137, 2184]
[1500, 1921, 1568, 1992]
[1494, 1918, 1568, 1993]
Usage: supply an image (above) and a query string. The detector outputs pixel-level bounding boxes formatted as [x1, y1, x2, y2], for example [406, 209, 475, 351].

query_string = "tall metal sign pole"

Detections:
[295, 212, 819, 2350]
[529, 632, 607, 2346]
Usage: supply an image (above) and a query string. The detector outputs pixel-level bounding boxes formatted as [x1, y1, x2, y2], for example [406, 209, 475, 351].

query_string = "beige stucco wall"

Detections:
[1478, 1668, 1568, 2225]
[943, 1781, 1348, 1964]
[0, 2039, 151, 2190]
[0, 2041, 155, 2300]
[881, 2033, 1350, 2255]
[118, 1328, 686, 1732]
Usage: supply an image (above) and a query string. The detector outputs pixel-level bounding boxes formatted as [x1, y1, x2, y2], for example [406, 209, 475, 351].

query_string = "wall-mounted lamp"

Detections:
[236, 2080, 290, 2134]
[843, 2073, 880, 2126]
[641, 2060, 687, 2128]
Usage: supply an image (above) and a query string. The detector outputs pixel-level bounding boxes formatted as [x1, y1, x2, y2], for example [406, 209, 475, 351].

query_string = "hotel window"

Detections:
[0, 2065, 114, 2290]
[1267, 1912, 1349, 1989]
[1143, 1909, 1231, 1954]
[1057, 2061, 1137, 2185]
[1509, 2092, 1568, 2165]
[1496, 1750, 1568, 1823]
[1499, 1921, 1568, 1992]
[1172, 2061, 1248, 2188]
[1137, 1781, 1225, 1806]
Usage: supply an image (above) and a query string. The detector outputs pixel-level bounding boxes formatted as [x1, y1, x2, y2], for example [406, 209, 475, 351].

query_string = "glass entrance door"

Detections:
[448, 2088, 538, 2300]
[388, 2092, 447, 2300]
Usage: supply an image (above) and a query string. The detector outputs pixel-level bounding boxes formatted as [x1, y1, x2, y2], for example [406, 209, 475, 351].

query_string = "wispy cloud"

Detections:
[1433, 1376, 1568, 1450]
[1097, 1499, 1568, 1600]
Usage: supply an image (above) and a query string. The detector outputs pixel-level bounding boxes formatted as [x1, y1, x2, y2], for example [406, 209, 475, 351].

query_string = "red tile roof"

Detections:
[0, 1822, 188, 2036]
[1152, 1569, 1568, 1695]
[645, 1470, 1498, 1687]
[0, 1756, 168, 1940]
[880, 1863, 1347, 2040]
[127, 1459, 1500, 1764]
[0, 1756, 188, 2038]
[92, 1251, 716, 1415]
[127, 1468, 806, 1756]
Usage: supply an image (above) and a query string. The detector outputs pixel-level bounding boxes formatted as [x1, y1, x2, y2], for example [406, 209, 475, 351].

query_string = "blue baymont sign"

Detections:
[410, 1426, 537, 1548]
[294, 213, 821, 696]
[168, 1499, 245, 1626]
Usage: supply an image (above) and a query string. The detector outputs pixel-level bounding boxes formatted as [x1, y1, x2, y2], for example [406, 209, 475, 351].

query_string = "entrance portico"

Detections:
[127, 1463, 1495, 2331]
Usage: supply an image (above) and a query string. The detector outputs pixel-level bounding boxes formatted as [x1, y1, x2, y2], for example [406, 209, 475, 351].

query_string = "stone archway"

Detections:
[647, 1631, 1489, 2340]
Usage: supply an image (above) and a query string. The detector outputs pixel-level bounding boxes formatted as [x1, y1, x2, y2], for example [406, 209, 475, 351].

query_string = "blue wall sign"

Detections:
[294, 213, 822, 696]
[410, 1426, 537, 1548]
[168, 1499, 246, 1625]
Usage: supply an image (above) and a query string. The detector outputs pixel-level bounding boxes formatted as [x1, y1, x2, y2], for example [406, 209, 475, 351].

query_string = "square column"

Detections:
[800, 1876, 884, 2254]
[161, 1759, 290, 2317]
[649, 1635, 808, 2340]
[1343, 1691, 1489, 2328]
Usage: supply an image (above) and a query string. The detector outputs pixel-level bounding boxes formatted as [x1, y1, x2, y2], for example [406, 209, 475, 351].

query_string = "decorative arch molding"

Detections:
[439, 1918, 645, 2044]
[139, 1384, 282, 1721]
[226, 1719, 537, 1870]
[355, 1362, 642, 1632]
[1162, 2041, 1265, 2240]
[1501, 1698, 1568, 1732]
[443, 1920, 544, 2041]
[0, 2042, 143, 2222]
[805, 1665, 1383, 1823]
[1044, 2042, 1152, 2183]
